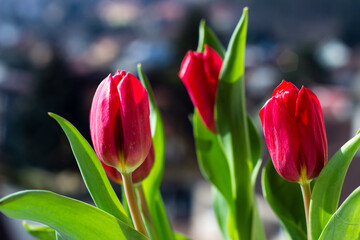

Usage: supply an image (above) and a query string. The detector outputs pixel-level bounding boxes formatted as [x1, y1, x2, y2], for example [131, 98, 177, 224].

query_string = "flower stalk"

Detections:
[300, 182, 311, 240]
[136, 184, 156, 239]
[121, 172, 148, 237]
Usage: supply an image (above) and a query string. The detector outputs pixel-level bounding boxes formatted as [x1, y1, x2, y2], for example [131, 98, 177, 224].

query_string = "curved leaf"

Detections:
[23, 222, 56, 240]
[175, 232, 192, 240]
[193, 110, 232, 207]
[137, 65, 175, 240]
[0, 190, 147, 240]
[248, 115, 262, 187]
[197, 20, 226, 58]
[310, 131, 360, 240]
[215, 8, 255, 240]
[262, 160, 307, 240]
[49, 113, 129, 224]
[137, 64, 165, 194]
[212, 187, 231, 240]
[318, 186, 360, 240]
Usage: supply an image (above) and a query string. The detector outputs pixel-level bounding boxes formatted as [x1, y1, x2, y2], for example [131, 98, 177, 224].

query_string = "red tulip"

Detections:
[101, 144, 155, 184]
[259, 80, 328, 182]
[90, 70, 152, 173]
[179, 45, 222, 133]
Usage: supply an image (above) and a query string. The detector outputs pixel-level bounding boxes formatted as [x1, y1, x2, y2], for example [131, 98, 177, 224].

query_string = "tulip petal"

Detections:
[102, 144, 155, 184]
[260, 97, 301, 181]
[296, 87, 328, 179]
[90, 74, 123, 167]
[272, 81, 299, 118]
[179, 51, 216, 132]
[118, 73, 152, 173]
[272, 80, 299, 97]
[132, 144, 155, 183]
[101, 162, 122, 183]
[203, 45, 222, 96]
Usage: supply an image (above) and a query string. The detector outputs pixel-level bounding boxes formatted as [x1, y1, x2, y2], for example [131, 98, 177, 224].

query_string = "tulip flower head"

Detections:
[90, 70, 152, 174]
[101, 144, 155, 184]
[179, 45, 222, 133]
[259, 80, 328, 182]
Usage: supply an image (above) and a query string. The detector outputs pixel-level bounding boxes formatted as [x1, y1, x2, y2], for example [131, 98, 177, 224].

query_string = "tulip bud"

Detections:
[259, 80, 328, 182]
[90, 70, 152, 173]
[101, 144, 155, 184]
[179, 45, 222, 133]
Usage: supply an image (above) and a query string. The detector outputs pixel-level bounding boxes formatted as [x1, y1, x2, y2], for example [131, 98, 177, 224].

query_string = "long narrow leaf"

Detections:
[49, 113, 129, 224]
[262, 160, 307, 240]
[197, 20, 226, 58]
[138, 65, 175, 240]
[212, 187, 231, 240]
[247, 115, 262, 187]
[318, 186, 360, 239]
[215, 8, 255, 240]
[193, 110, 232, 207]
[23, 222, 56, 240]
[310, 131, 360, 240]
[0, 190, 147, 240]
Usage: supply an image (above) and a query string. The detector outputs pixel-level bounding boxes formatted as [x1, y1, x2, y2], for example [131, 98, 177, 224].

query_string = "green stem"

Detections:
[121, 172, 148, 237]
[136, 184, 157, 239]
[300, 182, 311, 240]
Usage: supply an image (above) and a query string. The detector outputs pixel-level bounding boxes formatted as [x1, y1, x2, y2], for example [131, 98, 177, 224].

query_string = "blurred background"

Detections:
[1, 0, 360, 239]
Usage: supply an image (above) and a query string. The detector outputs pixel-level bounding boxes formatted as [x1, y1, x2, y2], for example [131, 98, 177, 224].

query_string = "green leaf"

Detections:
[212, 187, 231, 240]
[174, 232, 192, 240]
[216, 7, 250, 186]
[137, 64, 158, 138]
[151, 191, 175, 240]
[215, 8, 254, 240]
[137, 64, 165, 194]
[310, 131, 360, 240]
[318, 186, 360, 239]
[23, 222, 56, 240]
[262, 160, 307, 240]
[251, 202, 266, 240]
[193, 110, 232, 207]
[49, 113, 129, 224]
[0, 190, 147, 240]
[56, 232, 66, 240]
[197, 20, 226, 58]
[137, 65, 175, 240]
[247, 115, 262, 187]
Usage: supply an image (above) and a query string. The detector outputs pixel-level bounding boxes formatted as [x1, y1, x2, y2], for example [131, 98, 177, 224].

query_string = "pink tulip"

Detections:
[259, 80, 328, 182]
[101, 144, 155, 184]
[179, 45, 222, 133]
[90, 70, 152, 173]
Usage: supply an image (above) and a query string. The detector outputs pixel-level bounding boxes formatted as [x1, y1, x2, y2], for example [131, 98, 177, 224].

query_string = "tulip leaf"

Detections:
[197, 20, 226, 58]
[251, 202, 266, 240]
[212, 187, 231, 240]
[215, 8, 256, 240]
[310, 131, 360, 240]
[193, 110, 232, 207]
[137, 65, 175, 240]
[0, 190, 147, 240]
[23, 222, 57, 240]
[49, 113, 130, 224]
[247, 115, 262, 187]
[137, 64, 165, 191]
[175, 232, 192, 240]
[150, 191, 175, 240]
[56, 232, 66, 240]
[137, 64, 158, 138]
[195, 15, 232, 208]
[262, 160, 307, 240]
[318, 186, 360, 240]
